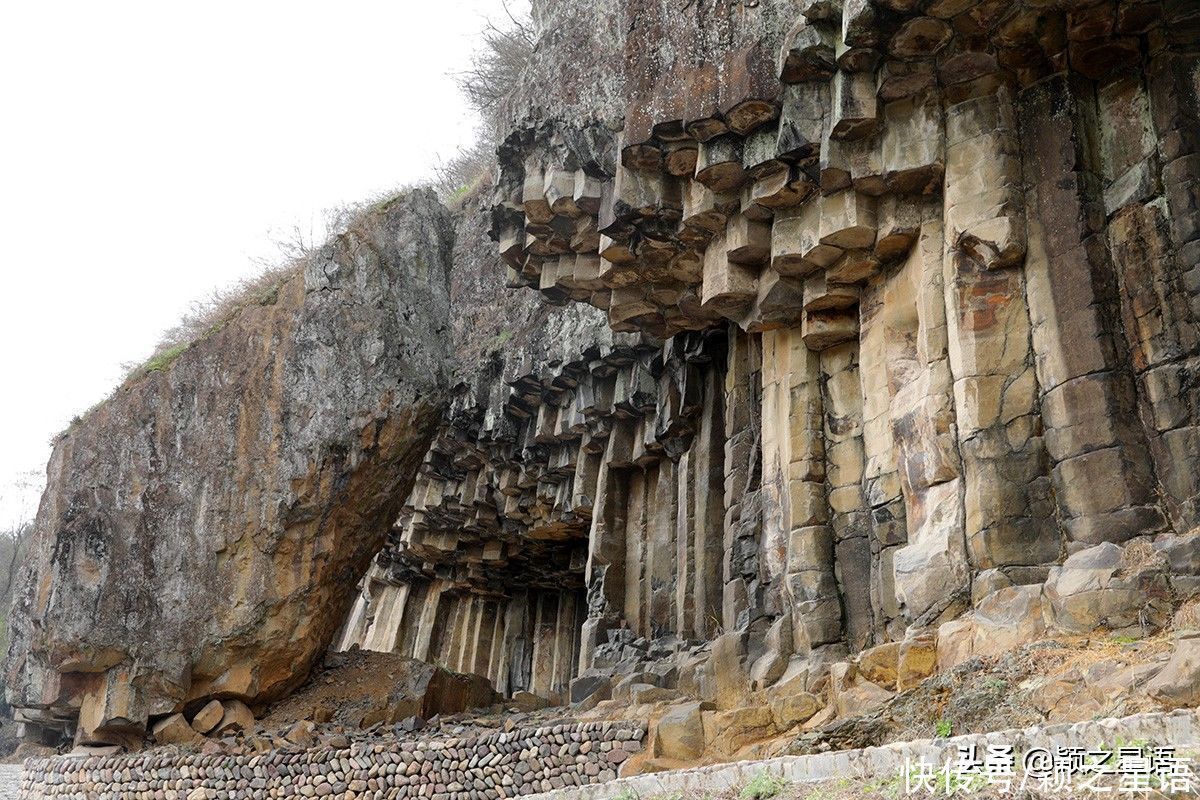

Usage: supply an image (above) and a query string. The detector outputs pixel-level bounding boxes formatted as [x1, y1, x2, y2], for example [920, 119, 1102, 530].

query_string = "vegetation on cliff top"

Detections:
[57, 5, 534, 442]
[432, 0, 532, 203]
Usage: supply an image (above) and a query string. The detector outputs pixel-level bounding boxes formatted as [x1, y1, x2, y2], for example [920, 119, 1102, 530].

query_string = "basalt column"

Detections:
[342, 570, 587, 703]
[723, 329, 764, 633]
[1109, 52, 1200, 532]
[762, 328, 843, 657]
[1018, 73, 1166, 548]
[942, 89, 1058, 577]
[860, 212, 964, 632]
[821, 341, 873, 651]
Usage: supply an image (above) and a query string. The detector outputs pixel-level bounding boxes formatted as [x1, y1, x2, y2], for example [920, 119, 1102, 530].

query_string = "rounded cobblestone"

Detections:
[19, 722, 645, 799]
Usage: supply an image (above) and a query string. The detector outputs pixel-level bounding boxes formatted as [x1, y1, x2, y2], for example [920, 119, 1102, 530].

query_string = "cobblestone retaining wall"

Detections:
[19, 722, 645, 800]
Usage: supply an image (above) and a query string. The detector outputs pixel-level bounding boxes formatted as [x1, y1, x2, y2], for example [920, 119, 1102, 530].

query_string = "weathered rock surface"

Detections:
[331, 0, 1200, 772]
[7, 190, 455, 745]
[467, 0, 1200, 720]
[149, 714, 202, 748]
[1147, 637, 1200, 709]
[653, 702, 705, 762]
[11, 0, 1200, 777]
[189, 700, 223, 735]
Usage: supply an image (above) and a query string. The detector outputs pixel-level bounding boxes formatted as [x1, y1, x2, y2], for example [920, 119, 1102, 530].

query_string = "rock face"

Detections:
[7, 190, 455, 745]
[340, 0, 1200, 749]
[10, 0, 1200, 769]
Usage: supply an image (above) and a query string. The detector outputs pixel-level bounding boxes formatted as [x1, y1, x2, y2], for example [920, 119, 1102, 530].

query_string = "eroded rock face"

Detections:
[13, 0, 1200, 766]
[482, 0, 1200, 679]
[7, 190, 455, 745]
[342, 0, 1200, 758]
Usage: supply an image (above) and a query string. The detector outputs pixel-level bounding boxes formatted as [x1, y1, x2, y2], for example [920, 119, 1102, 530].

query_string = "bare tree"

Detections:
[433, 2, 534, 202]
[0, 473, 37, 589]
[109, 5, 537, 381]
[431, 138, 497, 202]
[0, 471, 38, 659]
[0, 521, 32, 606]
[455, 1, 535, 128]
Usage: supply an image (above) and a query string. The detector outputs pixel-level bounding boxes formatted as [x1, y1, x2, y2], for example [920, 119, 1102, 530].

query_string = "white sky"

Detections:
[0, 0, 528, 530]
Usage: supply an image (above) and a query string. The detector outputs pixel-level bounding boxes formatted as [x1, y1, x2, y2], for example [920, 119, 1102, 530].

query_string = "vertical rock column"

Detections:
[623, 469, 649, 635]
[859, 282, 906, 639]
[820, 342, 873, 651]
[762, 328, 844, 656]
[941, 88, 1057, 578]
[362, 583, 411, 654]
[529, 590, 581, 703]
[761, 330, 794, 618]
[646, 461, 679, 638]
[412, 582, 447, 663]
[860, 211, 962, 632]
[1106, 51, 1200, 533]
[580, 442, 629, 669]
[1018, 73, 1165, 548]
[722, 329, 763, 632]
[690, 362, 727, 640]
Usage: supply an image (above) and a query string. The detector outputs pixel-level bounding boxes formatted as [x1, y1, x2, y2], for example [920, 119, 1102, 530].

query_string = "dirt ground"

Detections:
[260, 649, 444, 730]
[248, 648, 572, 751]
[788, 633, 1175, 756]
[129, 627, 1190, 779]
[253, 631, 1182, 763]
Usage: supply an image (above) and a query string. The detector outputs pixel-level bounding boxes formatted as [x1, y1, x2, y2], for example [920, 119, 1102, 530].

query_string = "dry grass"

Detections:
[431, 138, 497, 205]
[121, 263, 298, 383]
[1119, 536, 1168, 577]
[434, 1, 534, 203]
[1174, 595, 1200, 630]
[119, 2, 531, 386]
[118, 188, 422, 386]
[116, 258, 298, 386]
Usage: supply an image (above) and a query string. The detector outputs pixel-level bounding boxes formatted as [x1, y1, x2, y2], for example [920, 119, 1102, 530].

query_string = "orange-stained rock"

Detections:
[768, 691, 822, 730]
[702, 705, 776, 757]
[151, 713, 204, 747]
[856, 642, 901, 690]
[213, 700, 255, 735]
[189, 700, 224, 735]
[652, 701, 706, 761]
[897, 634, 938, 691]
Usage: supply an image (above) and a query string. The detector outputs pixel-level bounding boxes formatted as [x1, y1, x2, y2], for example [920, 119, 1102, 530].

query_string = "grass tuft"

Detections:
[741, 770, 789, 800]
[142, 342, 189, 373]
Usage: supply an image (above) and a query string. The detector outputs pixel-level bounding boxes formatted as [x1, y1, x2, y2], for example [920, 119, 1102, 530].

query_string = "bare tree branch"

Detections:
[454, 3, 534, 129]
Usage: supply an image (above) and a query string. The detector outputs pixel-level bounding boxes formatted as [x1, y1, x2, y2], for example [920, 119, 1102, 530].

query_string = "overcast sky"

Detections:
[0, 0, 527, 530]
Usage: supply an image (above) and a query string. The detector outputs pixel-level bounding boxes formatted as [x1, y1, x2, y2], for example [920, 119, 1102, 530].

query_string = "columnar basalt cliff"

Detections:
[9, 0, 1200, 780]
[341, 0, 1200, 743]
[7, 192, 455, 747]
